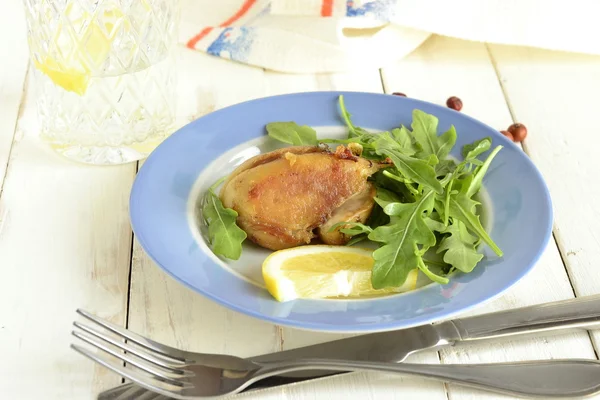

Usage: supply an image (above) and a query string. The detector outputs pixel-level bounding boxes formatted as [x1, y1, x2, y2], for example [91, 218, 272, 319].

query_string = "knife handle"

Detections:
[270, 358, 600, 399]
[448, 294, 600, 341]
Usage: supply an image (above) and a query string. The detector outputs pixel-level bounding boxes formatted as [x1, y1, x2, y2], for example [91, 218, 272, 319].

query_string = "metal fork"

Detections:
[72, 310, 600, 399]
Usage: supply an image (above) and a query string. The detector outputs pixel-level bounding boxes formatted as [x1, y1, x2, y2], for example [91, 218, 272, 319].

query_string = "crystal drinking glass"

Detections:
[23, 0, 179, 164]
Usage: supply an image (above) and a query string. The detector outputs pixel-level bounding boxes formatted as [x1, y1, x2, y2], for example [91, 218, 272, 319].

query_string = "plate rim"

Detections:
[130, 90, 554, 333]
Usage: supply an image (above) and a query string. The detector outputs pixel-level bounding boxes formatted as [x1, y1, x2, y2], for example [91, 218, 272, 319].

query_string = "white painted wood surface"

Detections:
[0, 0, 28, 194]
[0, 0, 135, 398]
[2, 1, 600, 398]
[487, 44, 600, 353]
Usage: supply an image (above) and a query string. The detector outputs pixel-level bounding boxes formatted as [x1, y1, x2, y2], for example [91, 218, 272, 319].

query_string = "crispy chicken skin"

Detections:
[220, 145, 379, 250]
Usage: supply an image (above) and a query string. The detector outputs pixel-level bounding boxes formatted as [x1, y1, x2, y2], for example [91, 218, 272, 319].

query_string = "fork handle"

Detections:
[264, 359, 600, 398]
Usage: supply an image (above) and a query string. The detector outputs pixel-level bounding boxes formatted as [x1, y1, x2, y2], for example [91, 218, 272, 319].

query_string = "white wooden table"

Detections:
[3, 1, 600, 399]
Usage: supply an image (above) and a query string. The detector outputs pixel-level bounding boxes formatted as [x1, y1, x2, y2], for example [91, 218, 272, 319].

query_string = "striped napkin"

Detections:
[179, 0, 600, 73]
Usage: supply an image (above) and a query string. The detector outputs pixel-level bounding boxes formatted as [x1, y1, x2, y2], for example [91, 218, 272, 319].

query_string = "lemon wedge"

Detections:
[34, 58, 90, 95]
[262, 246, 418, 302]
[33, 7, 126, 95]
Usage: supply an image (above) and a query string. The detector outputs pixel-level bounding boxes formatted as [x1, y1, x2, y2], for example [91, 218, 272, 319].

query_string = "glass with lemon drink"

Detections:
[23, 0, 178, 164]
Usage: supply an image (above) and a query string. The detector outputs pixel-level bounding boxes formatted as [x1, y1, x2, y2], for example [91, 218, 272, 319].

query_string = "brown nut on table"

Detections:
[508, 123, 528, 142]
[446, 96, 463, 111]
[392, 92, 407, 97]
[500, 130, 514, 141]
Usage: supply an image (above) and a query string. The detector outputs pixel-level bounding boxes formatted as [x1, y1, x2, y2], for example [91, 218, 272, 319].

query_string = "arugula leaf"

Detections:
[448, 179, 503, 256]
[339, 95, 372, 138]
[202, 187, 247, 260]
[411, 109, 439, 155]
[328, 222, 373, 236]
[435, 159, 457, 176]
[424, 154, 440, 166]
[436, 141, 499, 226]
[364, 187, 400, 230]
[371, 171, 416, 203]
[375, 131, 414, 155]
[411, 110, 457, 161]
[320, 137, 383, 160]
[417, 257, 450, 284]
[266, 122, 318, 146]
[338, 94, 358, 137]
[321, 99, 384, 158]
[391, 127, 417, 155]
[346, 235, 369, 246]
[366, 205, 389, 230]
[424, 216, 447, 233]
[466, 145, 502, 198]
[462, 137, 492, 161]
[320, 137, 376, 147]
[374, 134, 443, 194]
[437, 220, 483, 272]
[442, 178, 455, 226]
[437, 126, 457, 160]
[381, 170, 420, 196]
[374, 186, 402, 207]
[369, 190, 436, 289]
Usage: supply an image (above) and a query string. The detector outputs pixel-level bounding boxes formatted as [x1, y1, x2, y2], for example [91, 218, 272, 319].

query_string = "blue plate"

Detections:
[130, 91, 552, 333]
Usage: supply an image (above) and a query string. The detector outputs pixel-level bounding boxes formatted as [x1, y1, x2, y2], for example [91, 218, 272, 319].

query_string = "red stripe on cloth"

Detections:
[186, 0, 258, 49]
[221, 0, 257, 26]
[187, 27, 214, 49]
[321, 0, 334, 16]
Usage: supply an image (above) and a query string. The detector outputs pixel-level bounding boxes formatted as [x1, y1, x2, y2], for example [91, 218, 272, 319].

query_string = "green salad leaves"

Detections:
[201, 179, 246, 260]
[370, 189, 438, 287]
[202, 95, 503, 289]
[265, 122, 318, 146]
[327, 97, 502, 288]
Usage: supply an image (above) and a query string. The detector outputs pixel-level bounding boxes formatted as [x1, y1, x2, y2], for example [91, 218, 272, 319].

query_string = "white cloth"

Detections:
[180, 0, 600, 73]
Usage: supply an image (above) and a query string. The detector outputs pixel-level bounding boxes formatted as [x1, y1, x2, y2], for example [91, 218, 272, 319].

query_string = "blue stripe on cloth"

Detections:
[346, 0, 397, 20]
[206, 27, 256, 63]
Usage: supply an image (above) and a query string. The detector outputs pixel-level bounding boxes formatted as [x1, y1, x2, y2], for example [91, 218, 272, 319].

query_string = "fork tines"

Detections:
[71, 309, 191, 398]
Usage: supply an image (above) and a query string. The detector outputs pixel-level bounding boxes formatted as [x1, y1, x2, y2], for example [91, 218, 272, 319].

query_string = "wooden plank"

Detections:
[488, 44, 600, 353]
[0, 79, 136, 397]
[0, 0, 28, 191]
[382, 35, 597, 399]
[0, 2, 135, 398]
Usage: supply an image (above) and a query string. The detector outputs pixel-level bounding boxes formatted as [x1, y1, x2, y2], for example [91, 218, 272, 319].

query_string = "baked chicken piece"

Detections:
[220, 145, 381, 250]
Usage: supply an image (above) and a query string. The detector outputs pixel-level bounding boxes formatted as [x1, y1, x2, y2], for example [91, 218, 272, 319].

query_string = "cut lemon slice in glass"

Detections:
[33, 6, 128, 95]
[262, 245, 418, 302]
[34, 58, 90, 95]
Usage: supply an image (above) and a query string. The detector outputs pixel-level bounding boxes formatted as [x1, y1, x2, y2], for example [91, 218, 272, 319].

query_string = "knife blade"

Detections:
[98, 294, 600, 399]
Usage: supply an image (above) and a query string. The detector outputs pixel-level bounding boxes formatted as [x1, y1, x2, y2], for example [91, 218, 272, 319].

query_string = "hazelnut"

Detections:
[446, 96, 463, 111]
[508, 123, 527, 142]
[500, 130, 514, 141]
[392, 92, 407, 97]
